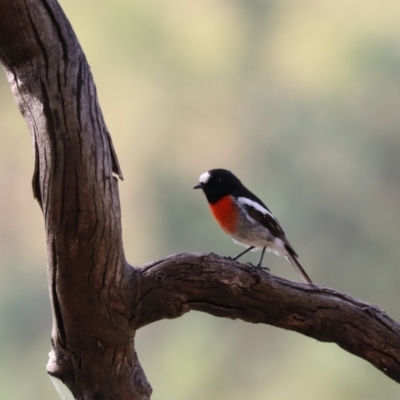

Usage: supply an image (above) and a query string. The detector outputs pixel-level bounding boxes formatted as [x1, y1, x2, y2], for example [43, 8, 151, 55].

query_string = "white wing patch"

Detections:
[237, 197, 276, 220]
[199, 171, 211, 184]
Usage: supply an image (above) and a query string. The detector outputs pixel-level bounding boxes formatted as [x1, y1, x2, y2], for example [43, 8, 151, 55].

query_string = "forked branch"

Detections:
[0, 0, 399, 399]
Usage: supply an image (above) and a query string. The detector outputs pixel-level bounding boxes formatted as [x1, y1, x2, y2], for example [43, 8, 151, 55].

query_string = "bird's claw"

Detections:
[255, 264, 270, 273]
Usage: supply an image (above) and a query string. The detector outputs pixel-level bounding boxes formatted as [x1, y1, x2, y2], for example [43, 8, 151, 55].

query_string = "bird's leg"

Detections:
[233, 246, 254, 260]
[255, 247, 269, 271]
[233, 246, 270, 272]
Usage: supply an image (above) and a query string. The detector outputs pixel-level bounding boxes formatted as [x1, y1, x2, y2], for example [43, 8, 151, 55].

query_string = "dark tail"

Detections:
[285, 253, 313, 284]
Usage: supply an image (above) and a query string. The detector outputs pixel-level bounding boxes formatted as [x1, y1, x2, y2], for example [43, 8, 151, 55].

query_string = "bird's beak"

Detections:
[193, 183, 203, 189]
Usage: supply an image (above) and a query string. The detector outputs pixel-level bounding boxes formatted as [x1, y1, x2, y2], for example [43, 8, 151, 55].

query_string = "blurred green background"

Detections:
[1, 0, 400, 398]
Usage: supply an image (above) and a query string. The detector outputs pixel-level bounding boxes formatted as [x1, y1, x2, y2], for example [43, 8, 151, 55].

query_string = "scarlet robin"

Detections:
[194, 168, 312, 284]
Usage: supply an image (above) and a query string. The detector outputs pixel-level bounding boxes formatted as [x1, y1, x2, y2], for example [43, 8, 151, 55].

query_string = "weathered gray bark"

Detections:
[0, 0, 399, 398]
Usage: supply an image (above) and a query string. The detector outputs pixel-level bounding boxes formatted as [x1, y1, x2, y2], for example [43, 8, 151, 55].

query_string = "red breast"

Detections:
[209, 195, 238, 235]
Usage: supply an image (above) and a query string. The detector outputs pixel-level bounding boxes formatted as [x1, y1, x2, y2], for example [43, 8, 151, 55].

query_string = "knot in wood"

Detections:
[155, 271, 165, 285]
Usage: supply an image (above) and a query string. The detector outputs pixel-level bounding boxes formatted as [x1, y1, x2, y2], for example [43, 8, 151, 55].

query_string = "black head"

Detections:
[193, 168, 244, 203]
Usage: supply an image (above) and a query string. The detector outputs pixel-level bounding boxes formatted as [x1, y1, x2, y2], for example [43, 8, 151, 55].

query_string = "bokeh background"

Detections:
[1, 0, 400, 399]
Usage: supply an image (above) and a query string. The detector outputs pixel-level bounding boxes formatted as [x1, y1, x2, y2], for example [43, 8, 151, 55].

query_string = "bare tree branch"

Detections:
[131, 253, 400, 384]
[0, 0, 399, 399]
[0, 0, 148, 398]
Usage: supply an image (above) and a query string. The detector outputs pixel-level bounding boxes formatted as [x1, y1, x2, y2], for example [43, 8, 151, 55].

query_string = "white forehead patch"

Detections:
[199, 171, 211, 184]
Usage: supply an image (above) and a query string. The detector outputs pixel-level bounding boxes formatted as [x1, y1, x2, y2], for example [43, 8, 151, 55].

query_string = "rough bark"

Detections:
[0, 0, 399, 398]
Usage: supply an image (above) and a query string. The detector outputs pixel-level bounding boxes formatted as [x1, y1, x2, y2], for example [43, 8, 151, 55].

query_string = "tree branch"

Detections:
[1, 0, 400, 399]
[0, 0, 147, 398]
[131, 253, 400, 384]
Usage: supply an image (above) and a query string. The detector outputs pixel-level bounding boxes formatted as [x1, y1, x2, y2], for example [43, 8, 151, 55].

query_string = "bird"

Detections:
[193, 168, 312, 284]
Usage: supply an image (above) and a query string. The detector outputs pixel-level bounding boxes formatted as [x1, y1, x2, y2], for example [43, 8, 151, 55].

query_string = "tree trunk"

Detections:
[0, 0, 399, 398]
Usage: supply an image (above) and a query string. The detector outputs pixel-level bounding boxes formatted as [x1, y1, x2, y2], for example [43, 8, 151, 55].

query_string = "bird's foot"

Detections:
[253, 263, 270, 273]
